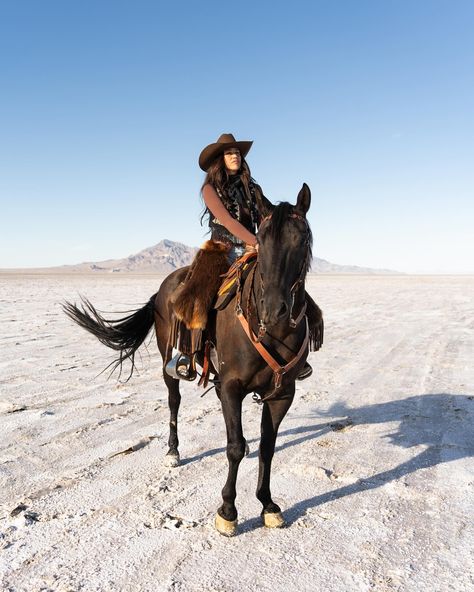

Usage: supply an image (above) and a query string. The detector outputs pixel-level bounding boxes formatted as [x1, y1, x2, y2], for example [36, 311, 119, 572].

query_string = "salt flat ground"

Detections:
[0, 274, 473, 592]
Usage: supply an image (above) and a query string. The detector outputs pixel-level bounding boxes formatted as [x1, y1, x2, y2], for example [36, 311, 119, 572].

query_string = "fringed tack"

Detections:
[168, 316, 180, 351]
[167, 315, 204, 357]
[305, 293, 324, 352]
[198, 340, 212, 388]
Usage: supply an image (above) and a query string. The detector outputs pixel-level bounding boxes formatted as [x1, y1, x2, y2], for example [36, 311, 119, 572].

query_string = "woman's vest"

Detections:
[208, 175, 261, 246]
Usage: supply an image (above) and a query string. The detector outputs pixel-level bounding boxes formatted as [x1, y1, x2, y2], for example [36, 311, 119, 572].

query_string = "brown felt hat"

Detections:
[199, 133, 253, 172]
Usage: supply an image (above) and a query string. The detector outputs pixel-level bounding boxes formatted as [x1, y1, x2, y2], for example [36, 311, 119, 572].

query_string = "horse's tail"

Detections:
[62, 294, 158, 380]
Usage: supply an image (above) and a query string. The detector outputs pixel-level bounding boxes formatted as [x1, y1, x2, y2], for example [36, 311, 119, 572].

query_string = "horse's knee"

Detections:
[226, 440, 246, 463]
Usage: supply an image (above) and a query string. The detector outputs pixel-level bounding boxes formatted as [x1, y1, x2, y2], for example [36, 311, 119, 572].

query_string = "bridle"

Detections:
[258, 212, 311, 327]
[235, 210, 311, 398]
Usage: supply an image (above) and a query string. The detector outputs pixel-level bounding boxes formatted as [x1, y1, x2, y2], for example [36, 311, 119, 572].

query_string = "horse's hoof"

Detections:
[215, 513, 238, 537]
[262, 511, 285, 528]
[163, 452, 180, 468]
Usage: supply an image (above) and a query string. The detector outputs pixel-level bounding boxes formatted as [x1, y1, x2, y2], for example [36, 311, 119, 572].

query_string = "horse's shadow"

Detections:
[238, 392, 474, 531]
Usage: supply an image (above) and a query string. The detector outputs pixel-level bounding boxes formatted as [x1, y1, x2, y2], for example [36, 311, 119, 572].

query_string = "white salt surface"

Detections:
[1, 274, 473, 592]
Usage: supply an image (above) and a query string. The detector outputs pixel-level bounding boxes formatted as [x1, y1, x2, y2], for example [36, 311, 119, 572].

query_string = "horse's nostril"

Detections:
[278, 302, 288, 318]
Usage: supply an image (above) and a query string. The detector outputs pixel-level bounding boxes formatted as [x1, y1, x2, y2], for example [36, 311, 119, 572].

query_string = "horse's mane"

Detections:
[267, 202, 313, 272]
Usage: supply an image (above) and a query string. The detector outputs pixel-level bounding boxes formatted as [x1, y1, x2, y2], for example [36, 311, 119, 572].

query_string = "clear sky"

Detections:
[1, 0, 473, 273]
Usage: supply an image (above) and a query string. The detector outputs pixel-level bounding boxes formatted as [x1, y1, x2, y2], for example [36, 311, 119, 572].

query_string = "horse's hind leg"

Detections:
[153, 271, 188, 468]
[256, 389, 294, 527]
[163, 372, 181, 467]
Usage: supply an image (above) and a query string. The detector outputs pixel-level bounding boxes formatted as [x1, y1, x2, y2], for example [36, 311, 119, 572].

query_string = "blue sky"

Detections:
[1, 0, 473, 273]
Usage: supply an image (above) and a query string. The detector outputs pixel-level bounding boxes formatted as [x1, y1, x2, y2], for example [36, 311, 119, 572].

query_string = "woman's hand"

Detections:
[245, 242, 258, 253]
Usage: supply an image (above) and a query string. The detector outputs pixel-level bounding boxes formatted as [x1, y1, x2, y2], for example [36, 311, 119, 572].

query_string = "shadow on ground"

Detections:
[180, 392, 474, 533]
[277, 392, 474, 524]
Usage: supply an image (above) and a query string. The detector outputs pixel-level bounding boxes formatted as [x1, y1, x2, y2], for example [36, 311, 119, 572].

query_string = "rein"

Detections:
[235, 211, 311, 400]
[237, 309, 309, 396]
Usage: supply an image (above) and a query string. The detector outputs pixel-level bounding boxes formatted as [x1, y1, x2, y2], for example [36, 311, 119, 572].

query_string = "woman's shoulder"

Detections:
[202, 182, 218, 195]
[202, 183, 223, 204]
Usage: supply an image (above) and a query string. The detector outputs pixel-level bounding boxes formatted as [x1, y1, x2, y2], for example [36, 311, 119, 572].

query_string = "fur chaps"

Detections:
[172, 240, 231, 330]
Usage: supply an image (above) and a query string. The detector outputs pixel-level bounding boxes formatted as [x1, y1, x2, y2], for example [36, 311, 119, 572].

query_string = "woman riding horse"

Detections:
[167, 133, 314, 381]
[63, 136, 324, 536]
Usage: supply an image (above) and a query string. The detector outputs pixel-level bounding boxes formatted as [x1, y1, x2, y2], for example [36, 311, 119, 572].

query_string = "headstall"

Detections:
[235, 211, 311, 398]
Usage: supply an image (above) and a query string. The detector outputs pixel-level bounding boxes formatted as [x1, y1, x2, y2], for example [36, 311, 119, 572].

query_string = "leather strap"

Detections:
[237, 311, 309, 390]
[291, 302, 307, 328]
[198, 340, 212, 388]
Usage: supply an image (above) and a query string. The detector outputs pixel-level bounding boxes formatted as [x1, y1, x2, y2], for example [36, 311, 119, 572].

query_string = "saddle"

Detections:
[167, 241, 323, 386]
[167, 244, 256, 380]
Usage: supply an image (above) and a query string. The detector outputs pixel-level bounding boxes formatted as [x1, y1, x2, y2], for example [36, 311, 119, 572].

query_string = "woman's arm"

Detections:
[203, 184, 257, 246]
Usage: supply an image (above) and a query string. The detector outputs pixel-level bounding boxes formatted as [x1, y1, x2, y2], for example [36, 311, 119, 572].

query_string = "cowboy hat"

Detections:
[198, 133, 253, 172]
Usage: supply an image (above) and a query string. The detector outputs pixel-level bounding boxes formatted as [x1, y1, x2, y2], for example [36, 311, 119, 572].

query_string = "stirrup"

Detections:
[165, 353, 197, 381]
[296, 362, 313, 381]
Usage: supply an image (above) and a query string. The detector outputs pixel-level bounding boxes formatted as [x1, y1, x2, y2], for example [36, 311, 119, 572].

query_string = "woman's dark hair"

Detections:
[200, 153, 253, 225]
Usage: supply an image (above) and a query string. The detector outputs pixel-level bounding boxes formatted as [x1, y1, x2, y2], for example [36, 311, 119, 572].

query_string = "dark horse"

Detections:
[63, 183, 320, 536]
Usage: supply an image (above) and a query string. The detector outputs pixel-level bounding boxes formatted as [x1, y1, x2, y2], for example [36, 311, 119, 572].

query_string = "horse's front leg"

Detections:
[256, 385, 295, 528]
[215, 379, 246, 537]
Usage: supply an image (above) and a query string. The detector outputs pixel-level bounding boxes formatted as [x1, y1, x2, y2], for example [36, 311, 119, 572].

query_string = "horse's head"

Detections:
[256, 183, 312, 328]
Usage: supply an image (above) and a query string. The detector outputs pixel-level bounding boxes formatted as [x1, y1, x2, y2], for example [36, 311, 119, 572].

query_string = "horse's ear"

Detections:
[296, 183, 311, 215]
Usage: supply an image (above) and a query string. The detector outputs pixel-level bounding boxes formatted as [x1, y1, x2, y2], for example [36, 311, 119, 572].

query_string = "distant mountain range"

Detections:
[64, 240, 199, 274]
[2, 240, 399, 274]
